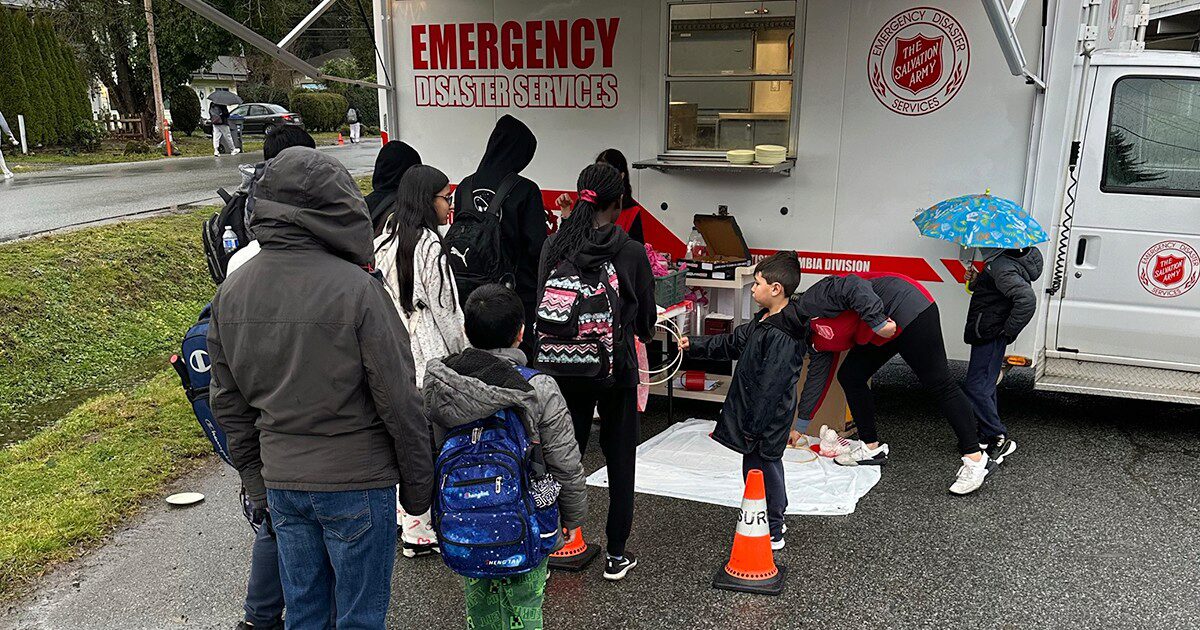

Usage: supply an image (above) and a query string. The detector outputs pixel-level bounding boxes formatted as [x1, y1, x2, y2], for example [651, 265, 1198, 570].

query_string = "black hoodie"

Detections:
[538, 224, 656, 388]
[686, 301, 810, 460]
[454, 115, 548, 313]
[365, 141, 422, 232]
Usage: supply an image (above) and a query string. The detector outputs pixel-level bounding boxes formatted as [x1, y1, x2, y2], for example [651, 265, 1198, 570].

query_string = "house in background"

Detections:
[190, 55, 249, 112]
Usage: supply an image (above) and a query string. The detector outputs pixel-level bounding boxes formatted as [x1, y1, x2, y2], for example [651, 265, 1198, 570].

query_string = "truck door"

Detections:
[1053, 66, 1200, 369]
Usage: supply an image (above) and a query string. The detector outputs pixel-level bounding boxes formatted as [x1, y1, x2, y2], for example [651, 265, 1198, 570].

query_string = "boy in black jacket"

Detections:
[680, 252, 807, 550]
[963, 247, 1043, 464]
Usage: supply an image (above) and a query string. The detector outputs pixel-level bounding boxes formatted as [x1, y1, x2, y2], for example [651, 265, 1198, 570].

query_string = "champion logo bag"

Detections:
[169, 305, 234, 467]
[433, 367, 561, 579]
[534, 259, 620, 387]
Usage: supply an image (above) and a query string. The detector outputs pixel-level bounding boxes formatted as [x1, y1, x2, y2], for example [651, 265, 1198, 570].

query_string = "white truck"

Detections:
[171, 0, 1200, 403]
[365, 0, 1200, 403]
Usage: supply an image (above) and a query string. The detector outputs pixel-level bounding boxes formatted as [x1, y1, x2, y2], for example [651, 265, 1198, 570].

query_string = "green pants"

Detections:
[463, 560, 549, 630]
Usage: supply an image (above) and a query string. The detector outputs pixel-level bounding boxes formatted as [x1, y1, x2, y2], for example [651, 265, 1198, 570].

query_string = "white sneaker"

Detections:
[3, 171, 12, 179]
[819, 425, 852, 458]
[214, 151, 220, 156]
[834, 442, 889, 466]
[232, 148, 241, 155]
[948, 454, 991, 495]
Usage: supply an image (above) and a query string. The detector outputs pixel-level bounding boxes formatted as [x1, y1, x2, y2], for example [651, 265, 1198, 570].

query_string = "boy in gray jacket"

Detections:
[423, 283, 586, 630]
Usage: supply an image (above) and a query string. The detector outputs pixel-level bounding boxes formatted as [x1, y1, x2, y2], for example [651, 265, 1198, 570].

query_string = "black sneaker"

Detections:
[984, 435, 1017, 464]
[604, 552, 638, 581]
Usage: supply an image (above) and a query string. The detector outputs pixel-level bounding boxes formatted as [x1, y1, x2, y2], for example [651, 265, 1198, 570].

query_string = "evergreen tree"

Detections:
[11, 13, 49, 144]
[35, 20, 70, 142]
[1105, 129, 1167, 186]
[0, 11, 31, 143]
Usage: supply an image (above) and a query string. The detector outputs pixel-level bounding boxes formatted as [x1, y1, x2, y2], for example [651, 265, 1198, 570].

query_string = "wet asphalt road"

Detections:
[3, 365, 1199, 630]
[0, 142, 380, 241]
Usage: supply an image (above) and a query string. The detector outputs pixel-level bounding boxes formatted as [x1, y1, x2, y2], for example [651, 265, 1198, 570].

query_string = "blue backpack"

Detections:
[170, 304, 234, 467]
[433, 367, 561, 579]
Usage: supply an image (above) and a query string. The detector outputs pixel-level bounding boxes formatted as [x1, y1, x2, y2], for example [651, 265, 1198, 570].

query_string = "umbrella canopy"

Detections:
[913, 193, 1048, 249]
[207, 90, 243, 106]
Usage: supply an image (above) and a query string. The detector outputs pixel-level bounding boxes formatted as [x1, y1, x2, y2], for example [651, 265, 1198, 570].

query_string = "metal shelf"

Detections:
[633, 156, 794, 176]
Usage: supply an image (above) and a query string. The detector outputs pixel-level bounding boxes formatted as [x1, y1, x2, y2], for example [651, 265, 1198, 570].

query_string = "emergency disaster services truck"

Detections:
[369, 0, 1199, 404]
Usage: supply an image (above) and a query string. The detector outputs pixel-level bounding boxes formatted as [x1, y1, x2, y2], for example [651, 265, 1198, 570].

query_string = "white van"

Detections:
[367, 0, 1199, 403]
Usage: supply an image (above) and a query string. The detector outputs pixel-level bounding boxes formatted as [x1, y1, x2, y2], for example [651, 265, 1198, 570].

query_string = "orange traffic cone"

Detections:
[712, 469, 787, 595]
[338, 132, 345, 145]
[548, 527, 601, 571]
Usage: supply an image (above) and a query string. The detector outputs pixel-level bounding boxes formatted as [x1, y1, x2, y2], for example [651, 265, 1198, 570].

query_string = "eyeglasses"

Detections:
[434, 194, 453, 205]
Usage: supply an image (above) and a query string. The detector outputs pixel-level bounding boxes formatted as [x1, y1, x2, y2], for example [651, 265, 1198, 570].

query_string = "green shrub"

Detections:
[289, 92, 347, 132]
[68, 120, 104, 152]
[167, 86, 200, 136]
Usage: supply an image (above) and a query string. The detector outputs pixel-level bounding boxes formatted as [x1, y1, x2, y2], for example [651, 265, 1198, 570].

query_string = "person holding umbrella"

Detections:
[209, 91, 242, 156]
[913, 192, 1049, 468]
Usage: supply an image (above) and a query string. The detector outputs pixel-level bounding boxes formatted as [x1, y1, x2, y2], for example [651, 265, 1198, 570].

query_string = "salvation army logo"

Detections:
[1138, 240, 1200, 298]
[868, 7, 970, 116]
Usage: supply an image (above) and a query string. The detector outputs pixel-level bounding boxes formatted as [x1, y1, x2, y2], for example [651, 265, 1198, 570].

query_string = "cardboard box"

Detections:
[794, 352, 858, 438]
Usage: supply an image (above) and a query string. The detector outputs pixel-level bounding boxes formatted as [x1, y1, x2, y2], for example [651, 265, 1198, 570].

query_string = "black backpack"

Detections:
[445, 173, 519, 305]
[202, 187, 252, 286]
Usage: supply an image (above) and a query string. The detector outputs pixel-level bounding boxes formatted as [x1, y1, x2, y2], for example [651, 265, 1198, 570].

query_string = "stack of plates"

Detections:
[726, 149, 756, 165]
[755, 144, 787, 165]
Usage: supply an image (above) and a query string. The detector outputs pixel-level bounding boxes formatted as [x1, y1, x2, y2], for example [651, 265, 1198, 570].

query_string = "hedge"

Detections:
[288, 92, 348, 132]
[167, 86, 200, 136]
[0, 10, 92, 146]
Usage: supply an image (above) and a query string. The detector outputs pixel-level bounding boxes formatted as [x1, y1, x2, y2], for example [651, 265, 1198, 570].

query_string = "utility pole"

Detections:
[144, 0, 166, 140]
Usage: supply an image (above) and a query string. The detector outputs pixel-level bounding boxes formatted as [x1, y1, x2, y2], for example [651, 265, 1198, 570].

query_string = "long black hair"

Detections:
[374, 164, 454, 314]
[595, 148, 635, 209]
[544, 163, 624, 271]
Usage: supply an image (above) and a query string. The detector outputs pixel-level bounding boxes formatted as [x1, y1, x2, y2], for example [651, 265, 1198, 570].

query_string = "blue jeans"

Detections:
[965, 338, 1009, 441]
[244, 520, 285, 627]
[267, 488, 397, 630]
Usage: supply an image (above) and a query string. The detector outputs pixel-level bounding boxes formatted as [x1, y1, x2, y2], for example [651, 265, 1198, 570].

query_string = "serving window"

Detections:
[665, 1, 799, 154]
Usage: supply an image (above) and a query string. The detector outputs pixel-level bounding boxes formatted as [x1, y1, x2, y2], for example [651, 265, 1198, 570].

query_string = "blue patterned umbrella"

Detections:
[913, 193, 1048, 249]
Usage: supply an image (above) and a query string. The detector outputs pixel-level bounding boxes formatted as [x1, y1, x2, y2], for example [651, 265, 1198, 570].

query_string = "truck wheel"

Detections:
[264, 123, 276, 136]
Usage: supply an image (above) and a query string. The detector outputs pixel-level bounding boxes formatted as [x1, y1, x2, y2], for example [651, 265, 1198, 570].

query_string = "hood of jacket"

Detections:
[573, 223, 630, 269]
[475, 115, 536, 186]
[1007, 247, 1044, 282]
[250, 146, 374, 267]
[758, 300, 808, 341]
[370, 141, 422, 195]
[423, 347, 537, 430]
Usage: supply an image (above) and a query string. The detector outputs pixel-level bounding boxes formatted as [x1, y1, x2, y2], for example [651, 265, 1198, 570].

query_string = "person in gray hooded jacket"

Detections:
[208, 146, 431, 630]
[963, 246, 1044, 464]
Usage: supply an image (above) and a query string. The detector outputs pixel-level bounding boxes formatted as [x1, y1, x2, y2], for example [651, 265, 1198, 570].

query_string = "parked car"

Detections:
[202, 103, 303, 136]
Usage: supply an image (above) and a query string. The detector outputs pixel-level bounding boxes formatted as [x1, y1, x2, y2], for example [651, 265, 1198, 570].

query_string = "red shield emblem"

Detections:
[892, 35, 943, 95]
[1154, 254, 1186, 286]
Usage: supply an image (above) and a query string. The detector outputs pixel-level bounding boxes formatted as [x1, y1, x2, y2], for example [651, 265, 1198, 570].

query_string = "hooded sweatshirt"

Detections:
[965, 247, 1044, 345]
[423, 347, 587, 532]
[538, 224, 657, 388]
[365, 141, 422, 231]
[207, 147, 433, 514]
[686, 301, 810, 460]
[454, 115, 548, 310]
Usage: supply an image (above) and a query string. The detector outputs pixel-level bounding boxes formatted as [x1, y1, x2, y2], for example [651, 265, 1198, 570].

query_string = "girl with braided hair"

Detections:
[537, 162, 656, 581]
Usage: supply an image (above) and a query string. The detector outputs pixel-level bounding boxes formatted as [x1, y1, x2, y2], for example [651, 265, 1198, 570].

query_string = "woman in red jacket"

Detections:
[795, 272, 992, 496]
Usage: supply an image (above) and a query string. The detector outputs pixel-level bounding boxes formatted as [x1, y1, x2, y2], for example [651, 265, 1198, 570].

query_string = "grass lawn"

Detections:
[0, 372, 211, 599]
[5, 131, 354, 171]
[0, 209, 214, 442]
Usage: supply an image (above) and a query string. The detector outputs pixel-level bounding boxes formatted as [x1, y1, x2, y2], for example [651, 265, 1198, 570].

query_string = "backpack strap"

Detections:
[487, 173, 521, 220]
[514, 366, 540, 381]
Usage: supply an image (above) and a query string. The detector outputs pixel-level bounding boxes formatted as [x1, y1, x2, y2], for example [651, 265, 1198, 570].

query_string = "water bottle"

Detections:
[686, 226, 707, 260]
[221, 226, 239, 254]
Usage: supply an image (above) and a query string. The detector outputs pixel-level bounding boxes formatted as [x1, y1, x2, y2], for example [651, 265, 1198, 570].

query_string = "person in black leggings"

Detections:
[796, 273, 991, 495]
[536, 163, 655, 580]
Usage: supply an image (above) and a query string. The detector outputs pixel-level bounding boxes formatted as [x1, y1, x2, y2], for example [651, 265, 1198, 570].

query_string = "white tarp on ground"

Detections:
[587, 419, 881, 516]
